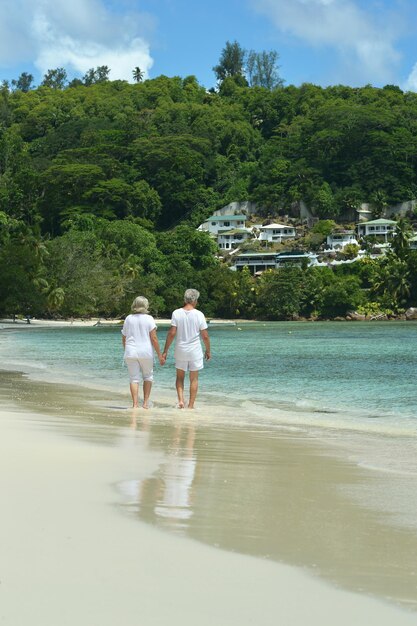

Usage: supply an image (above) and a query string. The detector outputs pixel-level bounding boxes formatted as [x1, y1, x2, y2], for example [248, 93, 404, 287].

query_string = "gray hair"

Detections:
[184, 288, 200, 304]
[131, 296, 149, 314]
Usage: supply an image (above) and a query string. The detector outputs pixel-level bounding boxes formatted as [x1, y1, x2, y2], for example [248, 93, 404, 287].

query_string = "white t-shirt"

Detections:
[121, 313, 156, 359]
[171, 308, 208, 360]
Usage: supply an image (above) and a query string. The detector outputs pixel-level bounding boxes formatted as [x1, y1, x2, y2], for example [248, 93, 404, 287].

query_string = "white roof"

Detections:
[259, 223, 295, 230]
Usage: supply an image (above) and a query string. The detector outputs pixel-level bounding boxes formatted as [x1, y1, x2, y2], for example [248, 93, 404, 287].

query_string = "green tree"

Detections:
[213, 41, 246, 83]
[45, 229, 122, 317]
[41, 68, 68, 89]
[319, 275, 364, 317]
[343, 243, 360, 259]
[246, 50, 283, 89]
[83, 66, 111, 85]
[39, 164, 104, 234]
[133, 67, 144, 83]
[312, 182, 338, 218]
[11, 72, 34, 92]
[391, 217, 413, 260]
[0, 228, 46, 316]
[256, 268, 303, 320]
[370, 190, 388, 219]
[370, 253, 411, 310]
[311, 220, 336, 237]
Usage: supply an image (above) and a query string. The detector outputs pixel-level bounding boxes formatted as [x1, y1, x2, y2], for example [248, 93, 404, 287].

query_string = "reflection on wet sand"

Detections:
[118, 413, 417, 611]
[119, 419, 196, 533]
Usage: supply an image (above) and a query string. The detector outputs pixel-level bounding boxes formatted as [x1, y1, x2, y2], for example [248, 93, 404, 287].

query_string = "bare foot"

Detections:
[177, 401, 185, 409]
[142, 402, 149, 410]
[187, 405, 195, 410]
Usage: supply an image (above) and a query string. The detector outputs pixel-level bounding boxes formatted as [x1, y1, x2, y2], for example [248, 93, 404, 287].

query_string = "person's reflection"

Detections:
[120, 418, 197, 533]
[154, 423, 196, 525]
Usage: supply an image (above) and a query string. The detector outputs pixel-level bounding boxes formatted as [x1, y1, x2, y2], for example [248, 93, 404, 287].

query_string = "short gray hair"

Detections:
[131, 296, 149, 314]
[184, 288, 200, 304]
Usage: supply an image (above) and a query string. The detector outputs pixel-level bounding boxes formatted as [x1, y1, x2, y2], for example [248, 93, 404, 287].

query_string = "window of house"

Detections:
[223, 221, 230, 227]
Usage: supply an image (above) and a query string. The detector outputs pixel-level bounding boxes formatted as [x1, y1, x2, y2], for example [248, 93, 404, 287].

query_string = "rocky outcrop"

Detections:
[405, 307, 417, 320]
[346, 311, 366, 321]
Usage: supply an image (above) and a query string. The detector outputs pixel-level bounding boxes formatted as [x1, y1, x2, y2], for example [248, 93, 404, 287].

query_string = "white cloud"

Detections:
[405, 63, 417, 91]
[0, 0, 154, 81]
[251, 0, 401, 85]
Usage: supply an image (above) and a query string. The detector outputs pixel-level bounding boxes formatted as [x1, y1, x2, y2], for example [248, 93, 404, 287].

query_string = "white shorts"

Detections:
[175, 358, 204, 372]
[125, 357, 154, 383]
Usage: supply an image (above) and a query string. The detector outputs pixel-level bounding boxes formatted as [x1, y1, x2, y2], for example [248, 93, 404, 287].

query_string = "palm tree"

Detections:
[47, 287, 65, 313]
[122, 254, 140, 279]
[370, 190, 388, 219]
[133, 67, 144, 83]
[392, 217, 413, 259]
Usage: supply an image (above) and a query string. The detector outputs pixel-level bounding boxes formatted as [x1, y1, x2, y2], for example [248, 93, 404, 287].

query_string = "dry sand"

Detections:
[1, 382, 417, 625]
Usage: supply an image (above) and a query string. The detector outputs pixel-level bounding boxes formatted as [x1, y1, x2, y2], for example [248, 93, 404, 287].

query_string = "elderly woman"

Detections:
[121, 296, 165, 409]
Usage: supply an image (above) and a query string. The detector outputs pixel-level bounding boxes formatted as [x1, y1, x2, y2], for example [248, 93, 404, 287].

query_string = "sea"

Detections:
[1, 320, 417, 435]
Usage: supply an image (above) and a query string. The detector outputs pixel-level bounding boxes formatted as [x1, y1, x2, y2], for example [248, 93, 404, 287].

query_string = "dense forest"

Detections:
[1, 48, 417, 319]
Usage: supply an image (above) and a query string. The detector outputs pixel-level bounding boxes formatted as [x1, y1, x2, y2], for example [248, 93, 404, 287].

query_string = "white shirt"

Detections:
[121, 313, 156, 359]
[171, 308, 208, 360]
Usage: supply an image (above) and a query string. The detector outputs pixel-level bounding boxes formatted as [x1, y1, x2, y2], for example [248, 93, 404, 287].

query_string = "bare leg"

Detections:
[175, 369, 186, 408]
[188, 371, 199, 409]
[142, 380, 152, 409]
[129, 382, 139, 408]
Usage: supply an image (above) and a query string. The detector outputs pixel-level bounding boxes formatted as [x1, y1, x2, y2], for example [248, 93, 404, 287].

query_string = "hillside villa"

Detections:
[200, 214, 247, 235]
[257, 223, 297, 243]
[232, 251, 318, 274]
[217, 229, 252, 250]
[326, 230, 359, 250]
[198, 206, 417, 274]
[357, 218, 396, 240]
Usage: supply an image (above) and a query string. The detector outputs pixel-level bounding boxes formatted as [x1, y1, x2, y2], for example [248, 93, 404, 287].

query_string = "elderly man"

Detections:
[162, 288, 211, 409]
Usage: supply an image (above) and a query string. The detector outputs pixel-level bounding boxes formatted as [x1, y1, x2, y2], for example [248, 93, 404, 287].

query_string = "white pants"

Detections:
[125, 357, 154, 383]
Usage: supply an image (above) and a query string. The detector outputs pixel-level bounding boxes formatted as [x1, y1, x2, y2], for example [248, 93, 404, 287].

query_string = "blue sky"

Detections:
[1, 0, 417, 90]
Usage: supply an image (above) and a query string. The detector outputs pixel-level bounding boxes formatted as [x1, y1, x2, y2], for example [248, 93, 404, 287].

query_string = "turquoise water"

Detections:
[2, 321, 417, 434]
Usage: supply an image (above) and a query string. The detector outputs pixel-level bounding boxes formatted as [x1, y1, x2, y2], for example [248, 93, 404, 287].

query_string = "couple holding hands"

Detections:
[121, 289, 211, 409]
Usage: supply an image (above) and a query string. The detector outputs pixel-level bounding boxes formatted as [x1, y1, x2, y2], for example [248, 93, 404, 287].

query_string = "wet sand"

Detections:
[1, 370, 417, 625]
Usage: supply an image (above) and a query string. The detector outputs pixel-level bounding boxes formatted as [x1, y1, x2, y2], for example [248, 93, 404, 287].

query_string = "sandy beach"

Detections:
[1, 369, 417, 625]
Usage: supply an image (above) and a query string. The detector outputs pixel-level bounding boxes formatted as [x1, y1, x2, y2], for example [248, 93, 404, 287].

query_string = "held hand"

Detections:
[159, 355, 166, 366]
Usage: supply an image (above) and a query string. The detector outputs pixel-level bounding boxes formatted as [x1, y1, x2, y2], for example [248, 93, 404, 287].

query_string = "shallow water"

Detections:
[2, 321, 417, 433]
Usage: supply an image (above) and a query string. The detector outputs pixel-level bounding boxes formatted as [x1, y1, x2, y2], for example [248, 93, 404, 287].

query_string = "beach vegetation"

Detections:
[1, 69, 417, 319]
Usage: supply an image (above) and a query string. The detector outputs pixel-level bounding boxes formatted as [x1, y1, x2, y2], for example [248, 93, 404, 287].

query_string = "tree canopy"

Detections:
[1, 56, 417, 319]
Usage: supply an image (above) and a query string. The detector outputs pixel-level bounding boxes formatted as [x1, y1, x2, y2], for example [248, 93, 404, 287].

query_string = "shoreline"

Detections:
[1, 369, 417, 622]
[1, 316, 415, 329]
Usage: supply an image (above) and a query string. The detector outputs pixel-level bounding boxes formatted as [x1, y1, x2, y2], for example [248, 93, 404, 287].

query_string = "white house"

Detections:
[258, 223, 296, 243]
[357, 218, 396, 240]
[233, 252, 277, 274]
[217, 229, 252, 250]
[233, 250, 318, 274]
[202, 214, 246, 235]
[326, 230, 359, 250]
